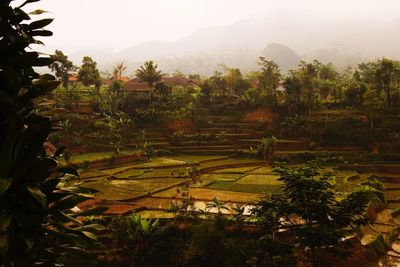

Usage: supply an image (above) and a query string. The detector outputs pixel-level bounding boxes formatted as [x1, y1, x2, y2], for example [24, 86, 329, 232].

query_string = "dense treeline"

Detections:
[47, 54, 400, 152]
[52, 54, 400, 116]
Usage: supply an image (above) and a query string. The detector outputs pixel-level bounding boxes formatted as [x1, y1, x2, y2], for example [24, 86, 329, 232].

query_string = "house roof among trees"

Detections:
[122, 75, 202, 93]
[122, 80, 152, 92]
[163, 76, 201, 87]
[119, 76, 130, 83]
[68, 75, 78, 82]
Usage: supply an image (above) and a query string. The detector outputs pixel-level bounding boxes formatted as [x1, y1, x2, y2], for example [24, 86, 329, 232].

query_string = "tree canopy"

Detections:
[50, 49, 75, 89]
[78, 56, 101, 88]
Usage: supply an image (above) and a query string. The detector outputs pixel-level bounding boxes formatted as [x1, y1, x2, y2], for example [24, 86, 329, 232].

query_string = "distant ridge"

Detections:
[65, 16, 400, 75]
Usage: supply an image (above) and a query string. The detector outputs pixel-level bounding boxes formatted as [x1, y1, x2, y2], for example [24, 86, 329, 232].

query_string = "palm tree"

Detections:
[135, 61, 163, 88]
[206, 197, 229, 214]
[135, 61, 163, 106]
[258, 136, 277, 162]
[112, 62, 127, 80]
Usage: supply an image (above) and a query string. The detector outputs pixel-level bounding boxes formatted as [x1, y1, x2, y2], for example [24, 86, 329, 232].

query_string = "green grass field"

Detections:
[200, 173, 244, 182]
[107, 178, 183, 193]
[213, 166, 260, 174]
[100, 164, 142, 175]
[113, 169, 145, 179]
[126, 158, 187, 168]
[199, 158, 263, 170]
[207, 182, 281, 194]
[247, 166, 273, 174]
[80, 170, 108, 179]
[138, 168, 188, 178]
[68, 150, 140, 164]
[236, 174, 281, 185]
[81, 180, 145, 200]
[170, 155, 228, 163]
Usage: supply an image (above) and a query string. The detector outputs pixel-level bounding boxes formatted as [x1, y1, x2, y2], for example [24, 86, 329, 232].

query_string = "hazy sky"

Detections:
[27, 0, 400, 52]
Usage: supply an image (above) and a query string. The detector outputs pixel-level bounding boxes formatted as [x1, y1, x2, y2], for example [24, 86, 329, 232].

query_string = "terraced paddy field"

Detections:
[65, 149, 140, 165]
[152, 187, 263, 202]
[69, 150, 400, 265]
[78, 155, 265, 213]
[75, 153, 400, 234]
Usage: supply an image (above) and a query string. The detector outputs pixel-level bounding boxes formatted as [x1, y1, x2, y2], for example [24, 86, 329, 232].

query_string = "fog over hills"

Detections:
[64, 15, 400, 76]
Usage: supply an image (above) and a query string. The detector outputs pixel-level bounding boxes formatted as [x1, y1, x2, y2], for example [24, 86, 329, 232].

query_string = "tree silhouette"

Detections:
[50, 49, 76, 89]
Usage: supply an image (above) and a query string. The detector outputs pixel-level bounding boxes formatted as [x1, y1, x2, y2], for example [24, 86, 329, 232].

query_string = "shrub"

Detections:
[169, 130, 186, 146]
[258, 136, 277, 161]
[253, 163, 377, 267]
[317, 118, 370, 146]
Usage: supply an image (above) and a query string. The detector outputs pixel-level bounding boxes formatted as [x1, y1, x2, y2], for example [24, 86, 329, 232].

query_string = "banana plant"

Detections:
[232, 204, 246, 223]
[129, 214, 160, 238]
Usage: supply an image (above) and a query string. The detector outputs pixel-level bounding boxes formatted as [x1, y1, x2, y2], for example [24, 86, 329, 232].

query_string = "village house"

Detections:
[121, 76, 201, 93]
[122, 78, 152, 93]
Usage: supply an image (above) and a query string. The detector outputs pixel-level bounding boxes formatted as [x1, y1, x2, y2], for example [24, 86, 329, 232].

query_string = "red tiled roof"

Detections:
[122, 80, 152, 92]
[68, 75, 78, 82]
[119, 76, 130, 83]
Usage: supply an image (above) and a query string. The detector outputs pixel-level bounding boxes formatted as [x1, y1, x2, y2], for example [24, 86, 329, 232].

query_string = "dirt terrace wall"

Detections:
[275, 141, 309, 151]
[375, 143, 400, 153]
[242, 109, 278, 125]
[167, 119, 194, 133]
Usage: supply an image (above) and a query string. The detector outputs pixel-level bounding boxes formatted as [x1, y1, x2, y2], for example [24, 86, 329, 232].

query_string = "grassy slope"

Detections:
[67, 149, 140, 164]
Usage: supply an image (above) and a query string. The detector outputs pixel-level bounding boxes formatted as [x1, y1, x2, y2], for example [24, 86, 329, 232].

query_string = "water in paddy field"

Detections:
[192, 201, 255, 215]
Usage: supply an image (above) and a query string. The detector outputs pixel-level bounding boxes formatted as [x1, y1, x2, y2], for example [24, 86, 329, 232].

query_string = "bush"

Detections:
[133, 109, 160, 125]
[310, 118, 371, 146]
[92, 119, 109, 130]
[104, 218, 294, 267]
[169, 130, 186, 146]
[274, 152, 318, 163]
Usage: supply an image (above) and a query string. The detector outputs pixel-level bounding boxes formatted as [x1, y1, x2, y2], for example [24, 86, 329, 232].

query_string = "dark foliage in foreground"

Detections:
[0, 1, 105, 266]
[106, 215, 294, 267]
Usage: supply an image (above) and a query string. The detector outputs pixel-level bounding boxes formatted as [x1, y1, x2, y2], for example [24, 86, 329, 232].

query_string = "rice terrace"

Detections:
[2, 0, 400, 266]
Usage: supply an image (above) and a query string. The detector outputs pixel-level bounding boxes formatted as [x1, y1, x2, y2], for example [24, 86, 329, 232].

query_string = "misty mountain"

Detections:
[67, 16, 400, 76]
[262, 43, 301, 73]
